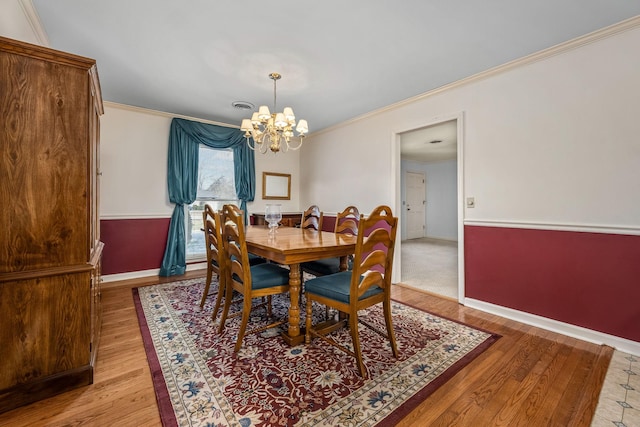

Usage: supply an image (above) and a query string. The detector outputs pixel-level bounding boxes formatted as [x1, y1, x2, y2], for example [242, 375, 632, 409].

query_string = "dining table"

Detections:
[244, 224, 357, 346]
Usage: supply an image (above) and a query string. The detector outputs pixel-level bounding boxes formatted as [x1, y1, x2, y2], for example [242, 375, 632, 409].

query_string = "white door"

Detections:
[405, 171, 425, 239]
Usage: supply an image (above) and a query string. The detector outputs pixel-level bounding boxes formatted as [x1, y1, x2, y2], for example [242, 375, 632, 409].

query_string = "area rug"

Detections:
[133, 277, 499, 427]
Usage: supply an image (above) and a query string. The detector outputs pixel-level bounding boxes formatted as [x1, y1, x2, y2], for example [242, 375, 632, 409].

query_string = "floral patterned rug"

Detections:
[133, 277, 499, 427]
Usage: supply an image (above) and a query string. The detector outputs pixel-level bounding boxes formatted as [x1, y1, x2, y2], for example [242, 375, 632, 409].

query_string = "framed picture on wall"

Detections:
[262, 172, 291, 200]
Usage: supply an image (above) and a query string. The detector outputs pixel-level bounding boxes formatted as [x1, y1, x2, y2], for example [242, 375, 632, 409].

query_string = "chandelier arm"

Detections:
[286, 137, 304, 151]
[260, 131, 270, 154]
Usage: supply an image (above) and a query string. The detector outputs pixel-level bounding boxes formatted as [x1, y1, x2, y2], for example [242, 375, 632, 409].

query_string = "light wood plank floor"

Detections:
[0, 271, 612, 426]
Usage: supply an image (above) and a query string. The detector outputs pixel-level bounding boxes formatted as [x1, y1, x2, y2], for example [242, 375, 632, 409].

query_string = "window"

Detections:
[185, 145, 237, 259]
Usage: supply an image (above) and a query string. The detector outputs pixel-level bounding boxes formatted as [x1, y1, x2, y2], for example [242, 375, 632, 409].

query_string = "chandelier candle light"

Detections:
[240, 72, 308, 154]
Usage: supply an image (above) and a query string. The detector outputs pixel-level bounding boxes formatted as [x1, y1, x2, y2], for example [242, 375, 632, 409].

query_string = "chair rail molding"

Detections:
[464, 219, 640, 236]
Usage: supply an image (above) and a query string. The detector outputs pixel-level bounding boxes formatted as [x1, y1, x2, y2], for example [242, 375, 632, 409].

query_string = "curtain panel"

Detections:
[159, 118, 255, 276]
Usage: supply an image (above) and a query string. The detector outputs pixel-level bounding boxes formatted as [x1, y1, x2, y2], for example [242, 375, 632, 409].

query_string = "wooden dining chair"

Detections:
[300, 205, 323, 230]
[200, 205, 221, 308]
[301, 205, 359, 277]
[304, 205, 399, 378]
[200, 205, 265, 312]
[218, 204, 291, 352]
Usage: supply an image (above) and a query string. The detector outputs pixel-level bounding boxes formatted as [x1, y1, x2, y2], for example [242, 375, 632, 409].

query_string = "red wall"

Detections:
[100, 218, 171, 275]
[464, 225, 640, 342]
[101, 219, 639, 342]
[322, 215, 336, 232]
[102, 214, 335, 276]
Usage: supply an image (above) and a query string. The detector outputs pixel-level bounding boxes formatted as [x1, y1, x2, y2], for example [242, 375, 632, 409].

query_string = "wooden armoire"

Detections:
[0, 36, 104, 413]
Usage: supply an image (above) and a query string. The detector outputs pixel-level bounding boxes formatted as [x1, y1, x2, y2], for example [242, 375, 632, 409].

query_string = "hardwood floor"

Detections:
[0, 272, 612, 426]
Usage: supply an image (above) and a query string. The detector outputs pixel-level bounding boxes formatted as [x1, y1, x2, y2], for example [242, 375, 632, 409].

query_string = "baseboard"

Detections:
[102, 262, 208, 287]
[102, 268, 161, 285]
[424, 236, 458, 243]
[465, 298, 640, 356]
[395, 282, 458, 302]
[0, 365, 93, 414]
[401, 236, 458, 243]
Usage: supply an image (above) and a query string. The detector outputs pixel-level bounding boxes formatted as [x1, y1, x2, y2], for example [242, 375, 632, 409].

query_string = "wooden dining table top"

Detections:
[244, 225, 357, 265]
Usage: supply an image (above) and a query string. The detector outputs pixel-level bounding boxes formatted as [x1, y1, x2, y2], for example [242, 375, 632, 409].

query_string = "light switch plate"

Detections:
[466, 197, 475, 208]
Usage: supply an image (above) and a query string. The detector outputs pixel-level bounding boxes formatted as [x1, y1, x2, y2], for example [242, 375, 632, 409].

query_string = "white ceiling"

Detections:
[26, 1, 640, 161]
[401, 120, 458, 163]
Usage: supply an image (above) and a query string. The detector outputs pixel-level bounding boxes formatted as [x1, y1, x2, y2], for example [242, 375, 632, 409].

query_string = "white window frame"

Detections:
[185, 146, 238, 260]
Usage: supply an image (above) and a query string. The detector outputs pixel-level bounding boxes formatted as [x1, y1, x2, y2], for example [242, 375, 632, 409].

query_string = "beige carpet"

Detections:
[400, 237, 458, 299]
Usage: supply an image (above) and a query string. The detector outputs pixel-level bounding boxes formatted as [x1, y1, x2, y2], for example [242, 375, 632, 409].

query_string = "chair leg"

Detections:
[305, 294, 313, 344]
[218, 280, 233, 334]
[211, 275, 224, 320]
[384, 299, 399, 358]
[301, 270, 331, 320]
[199, 265, 213, 308]
[299, 270, 304, 302]
[234, 297, 253, 353]
[349, 312, 367, 378]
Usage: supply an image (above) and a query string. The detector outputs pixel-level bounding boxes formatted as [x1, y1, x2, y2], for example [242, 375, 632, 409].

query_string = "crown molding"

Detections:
[314, 15, 640, 137]
[18, 0, 49, 46]
[104, 101, 238, 128]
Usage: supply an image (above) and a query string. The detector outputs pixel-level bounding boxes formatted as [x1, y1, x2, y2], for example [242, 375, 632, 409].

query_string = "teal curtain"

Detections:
[159, 118, 255, 276]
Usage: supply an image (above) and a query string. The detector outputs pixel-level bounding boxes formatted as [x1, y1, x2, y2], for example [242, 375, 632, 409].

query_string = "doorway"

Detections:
[397, 117, 461, 300]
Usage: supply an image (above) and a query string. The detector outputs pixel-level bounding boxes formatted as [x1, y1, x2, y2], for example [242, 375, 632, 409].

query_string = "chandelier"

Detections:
[240, 72, 308, 153]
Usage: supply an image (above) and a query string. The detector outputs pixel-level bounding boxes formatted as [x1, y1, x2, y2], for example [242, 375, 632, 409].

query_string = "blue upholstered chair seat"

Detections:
[304, 271, 382, 304]
[302, 256, 354, 276]
[231, 263, 289, 290]
[248, 253, 266, 266]
[229, 253, 264, 266]
[301, 257, 340, 276]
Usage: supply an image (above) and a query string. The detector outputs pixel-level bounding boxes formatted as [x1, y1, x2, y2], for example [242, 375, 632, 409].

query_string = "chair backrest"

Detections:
[351, 205, 398, 299]
[334, 205, 359, 235]
[204, 215, 223, 273]
[220, 204, 252, 293]
[203, 204, 216, 223]
[301, 205, 323, 230]
[202, 204, 220, 266]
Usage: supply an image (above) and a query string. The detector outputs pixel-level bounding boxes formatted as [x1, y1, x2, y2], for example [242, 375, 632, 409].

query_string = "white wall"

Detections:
[302, 22, 640, 232]
[300, 121, 397, 215]
[101, 105, 172, 218]
[250, 148, 301, 214]
[100, 103, 301, 219]
[401, 159, 457, 241]
[0, 0, 47, 46]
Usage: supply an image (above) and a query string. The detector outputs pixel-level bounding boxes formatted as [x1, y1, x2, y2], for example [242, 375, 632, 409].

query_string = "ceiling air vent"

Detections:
[232, 101, 254, 110]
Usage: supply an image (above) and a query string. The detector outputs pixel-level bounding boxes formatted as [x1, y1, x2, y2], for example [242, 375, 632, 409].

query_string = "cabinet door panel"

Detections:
[0, 273, 91, 389]
[0, 52, 89, 273]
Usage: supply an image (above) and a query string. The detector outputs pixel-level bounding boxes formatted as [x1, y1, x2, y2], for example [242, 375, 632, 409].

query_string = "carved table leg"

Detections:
[281, 263, 304, 346]
[339, 255, 349, 272]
